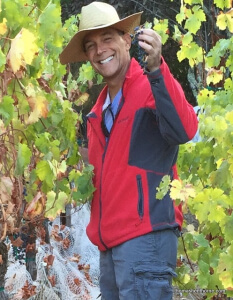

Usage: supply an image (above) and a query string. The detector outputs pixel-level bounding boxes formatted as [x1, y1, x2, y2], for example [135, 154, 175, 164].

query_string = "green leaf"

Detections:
[35, 133, 60, 160]
[36, 160, 55, 187]
[218, 244, 233, 289]
[226, 110, 233, 124]
[210, 160, 232, 189]
[153, 18, 169, 44]
[182, 32, 193, 46]
[56, 178, 70, 194]
[177, 42, 203, 66]
[45, 191, 68, 219]
[172, 25, 183, 43]
[214, 0, 232, 9]
[77, 62, 95, 83]
[197, 88, 215, 106]
[199, 259, 210, 273]
[38, 2, 62, 44]
[176, 6, 186, 24]
[15, 143, 32, 175]
[0, 96, 14, 126]
[220, 215, 233, 243]
[156, 175, 171, 200]
[1, 0, 32, 31]
[35, 132, 51, 153]
[70, 165, 95, 203]
[206, 38, 231, 68]
[184, 6, 206, 34]
[0, 49, 6, 72]
[192, 188, 228, 223]
[184, 0, 203, 4]
[195, 233, 210, 248]
[226, 52, 233, 72]
[36, 0, 50, 10]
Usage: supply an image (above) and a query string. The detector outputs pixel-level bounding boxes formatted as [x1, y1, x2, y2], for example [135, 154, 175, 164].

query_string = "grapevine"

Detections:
[153, 0, 233, 298]
[0, 0, 96, 297]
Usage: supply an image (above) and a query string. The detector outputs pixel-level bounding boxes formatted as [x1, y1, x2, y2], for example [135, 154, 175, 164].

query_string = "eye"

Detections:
[85, 43, 95, 52]
[104, 37, 112, 42]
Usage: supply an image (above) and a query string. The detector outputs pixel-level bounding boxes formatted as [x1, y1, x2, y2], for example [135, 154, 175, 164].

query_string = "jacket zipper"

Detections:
[136, 174, 144, 219]
[98, 157, 109, 250]
[97, 97, 125, 249]
[87, 116, 108, 250]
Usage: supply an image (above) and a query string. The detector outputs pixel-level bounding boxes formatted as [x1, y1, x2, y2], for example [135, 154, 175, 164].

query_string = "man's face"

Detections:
[83, 28, 131, 81]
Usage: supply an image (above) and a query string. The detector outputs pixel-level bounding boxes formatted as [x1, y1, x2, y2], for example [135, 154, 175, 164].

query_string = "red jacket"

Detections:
[86, 58, 198, 251]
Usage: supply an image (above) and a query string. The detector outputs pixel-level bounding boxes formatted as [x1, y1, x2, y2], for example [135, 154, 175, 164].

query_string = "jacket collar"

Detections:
[91, 58, 142, 116]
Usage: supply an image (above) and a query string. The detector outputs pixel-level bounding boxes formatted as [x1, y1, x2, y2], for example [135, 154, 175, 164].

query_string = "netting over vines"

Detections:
[4, 204, 100, 300]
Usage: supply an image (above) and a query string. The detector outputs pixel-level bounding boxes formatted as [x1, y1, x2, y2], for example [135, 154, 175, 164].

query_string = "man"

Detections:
[60, 2, 198, 299]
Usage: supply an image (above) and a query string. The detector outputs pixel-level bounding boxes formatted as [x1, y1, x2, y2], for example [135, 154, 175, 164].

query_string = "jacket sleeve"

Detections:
[146, 57, 198, 145]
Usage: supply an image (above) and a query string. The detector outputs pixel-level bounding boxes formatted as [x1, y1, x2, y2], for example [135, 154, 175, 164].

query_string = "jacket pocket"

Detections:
[136, 175, 144, 219]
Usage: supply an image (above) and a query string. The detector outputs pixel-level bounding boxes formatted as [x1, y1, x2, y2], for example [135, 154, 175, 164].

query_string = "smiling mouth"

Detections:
[100, 56, 114, 64]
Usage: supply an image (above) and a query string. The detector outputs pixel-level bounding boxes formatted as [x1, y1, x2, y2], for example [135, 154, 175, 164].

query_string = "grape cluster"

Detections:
[131, 26, 148, 70]
[12, 233, 27, 264]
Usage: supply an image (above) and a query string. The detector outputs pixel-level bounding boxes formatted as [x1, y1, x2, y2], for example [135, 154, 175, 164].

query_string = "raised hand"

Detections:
[137, 28, 162, 72]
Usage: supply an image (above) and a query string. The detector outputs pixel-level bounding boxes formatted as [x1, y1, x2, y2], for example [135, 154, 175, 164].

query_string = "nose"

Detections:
[96, 43, 105, 55]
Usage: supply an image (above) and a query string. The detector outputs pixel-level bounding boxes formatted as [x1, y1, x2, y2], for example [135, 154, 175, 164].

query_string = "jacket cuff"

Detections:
[144, 57, 165, 81]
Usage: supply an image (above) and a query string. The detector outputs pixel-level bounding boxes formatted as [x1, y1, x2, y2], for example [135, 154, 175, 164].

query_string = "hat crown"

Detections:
[79, 2, 120, 31]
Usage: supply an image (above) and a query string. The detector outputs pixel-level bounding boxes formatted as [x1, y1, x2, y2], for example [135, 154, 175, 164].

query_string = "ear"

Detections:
[123, 33, 132, 50]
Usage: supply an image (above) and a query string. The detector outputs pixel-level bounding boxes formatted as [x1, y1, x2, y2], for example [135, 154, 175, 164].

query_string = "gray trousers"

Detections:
[100, 228, 179, 300]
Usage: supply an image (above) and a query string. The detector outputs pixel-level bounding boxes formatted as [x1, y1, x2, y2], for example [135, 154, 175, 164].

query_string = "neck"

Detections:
[105, 59, 131, 101]
[107, 80, 124, 101]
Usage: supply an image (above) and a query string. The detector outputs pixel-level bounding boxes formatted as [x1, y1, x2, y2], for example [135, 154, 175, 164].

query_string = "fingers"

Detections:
[137, 28, 162, 72]
[138, 29, 161, 47]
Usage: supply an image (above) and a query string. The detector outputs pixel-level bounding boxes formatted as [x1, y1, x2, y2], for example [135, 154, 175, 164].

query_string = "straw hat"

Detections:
[59, 1, 142, 64]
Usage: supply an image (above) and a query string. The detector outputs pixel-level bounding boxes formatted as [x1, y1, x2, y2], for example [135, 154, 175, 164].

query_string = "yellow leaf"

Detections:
[25, 83, 36, 98]
[183, 274, 190, 284]
[0, 18, 7, 35]
[170, 180, 196, 202]
[0, 176, 14, 204]
[217, 9, 233, 33]
[7, 215, 15, 233]
[186, 224, 195, 232]
[216, 158, 224, 169]
[206, 68, 224, 85]
[45, 191, 68, 220]
[7, 28, 38, 73]
[74, 92, 89, 106]
[48, 160, 67, 178]
[26, 95, 48, 124]
[226, 111, 233, 124]
[0, 119, 6, 134]
[170, 179, 183, 200]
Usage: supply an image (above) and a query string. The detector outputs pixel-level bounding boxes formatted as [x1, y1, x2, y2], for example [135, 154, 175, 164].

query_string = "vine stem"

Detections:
[0, 199, 7, 241]
[0, 128, 29, 144]
[181, 232, 195, 272]
[27, 4, 37, 16]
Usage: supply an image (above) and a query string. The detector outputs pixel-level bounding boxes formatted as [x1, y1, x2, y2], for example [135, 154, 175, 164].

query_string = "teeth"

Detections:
[100, 56, 113, 64]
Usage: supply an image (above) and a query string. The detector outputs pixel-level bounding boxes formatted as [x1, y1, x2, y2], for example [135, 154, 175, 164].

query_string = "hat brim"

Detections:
[59, 12, 142, 64]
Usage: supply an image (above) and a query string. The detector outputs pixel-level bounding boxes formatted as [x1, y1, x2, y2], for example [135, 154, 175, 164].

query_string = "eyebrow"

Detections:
[84, 30, 114, 44]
